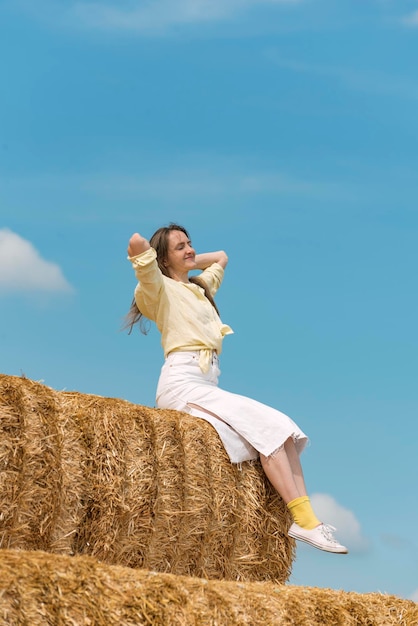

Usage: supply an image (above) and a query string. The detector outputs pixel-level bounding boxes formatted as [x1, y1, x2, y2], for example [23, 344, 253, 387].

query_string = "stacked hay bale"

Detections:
[2, 373, 416, 625]
[0, 373, 293, 583]
[0, 549, 417, 626]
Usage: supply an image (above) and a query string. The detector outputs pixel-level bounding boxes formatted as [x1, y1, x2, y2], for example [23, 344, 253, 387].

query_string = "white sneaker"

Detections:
[288, 522, 348, 554]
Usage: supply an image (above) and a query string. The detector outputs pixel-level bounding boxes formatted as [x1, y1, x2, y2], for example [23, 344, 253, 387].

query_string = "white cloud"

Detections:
[410, 588, 418, 602]
[65, 0, 301, 33]
[311, 493, 370, 553]
[0, 229, 74, 294]
[401, 10, 418, 27]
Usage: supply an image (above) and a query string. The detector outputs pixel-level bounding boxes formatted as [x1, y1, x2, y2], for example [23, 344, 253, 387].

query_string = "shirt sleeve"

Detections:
[128, 247, 163, 319]
[198, 262, 225, 297]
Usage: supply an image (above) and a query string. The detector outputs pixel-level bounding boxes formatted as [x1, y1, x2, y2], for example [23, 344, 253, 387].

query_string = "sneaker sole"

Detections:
[288, 529, 348, 554]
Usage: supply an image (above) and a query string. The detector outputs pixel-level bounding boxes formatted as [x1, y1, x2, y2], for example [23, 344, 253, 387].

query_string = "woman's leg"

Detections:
[261, 436, 320, 528]
[260, 437, 307, 504]
[261, 439, 320, 527]
[261, 437, 348, 553]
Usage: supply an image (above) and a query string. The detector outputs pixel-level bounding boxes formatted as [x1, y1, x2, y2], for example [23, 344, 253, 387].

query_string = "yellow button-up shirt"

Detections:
[129, 247, 233, 372]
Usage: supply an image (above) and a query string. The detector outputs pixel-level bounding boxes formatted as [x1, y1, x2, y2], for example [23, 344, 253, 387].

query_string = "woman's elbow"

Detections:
[218, 251, 228, 268]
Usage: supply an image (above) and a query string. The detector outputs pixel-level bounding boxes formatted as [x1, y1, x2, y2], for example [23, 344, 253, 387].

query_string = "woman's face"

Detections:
[165, 229, 196, 280]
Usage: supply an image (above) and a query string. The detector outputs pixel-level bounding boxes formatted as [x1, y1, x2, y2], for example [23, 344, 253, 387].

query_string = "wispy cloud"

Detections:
[411, 588, 418, 602]
[12, 0, 301, 33]
[0, 167, 340, 213]
[311, 493, 370, 553]
[266, 50, 418, 101]
[80, 169, 336, 199]
[0, 229, 74, 294]
[401, 10, 418, 27]
[71, 0, 301, 32]
[379, 533, 417, 551]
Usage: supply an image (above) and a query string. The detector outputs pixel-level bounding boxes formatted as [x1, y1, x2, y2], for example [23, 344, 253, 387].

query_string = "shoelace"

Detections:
[319, 524, 340, 544]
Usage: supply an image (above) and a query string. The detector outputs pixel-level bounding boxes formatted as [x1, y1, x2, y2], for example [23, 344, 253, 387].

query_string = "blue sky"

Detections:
[1, 0, 417, 602]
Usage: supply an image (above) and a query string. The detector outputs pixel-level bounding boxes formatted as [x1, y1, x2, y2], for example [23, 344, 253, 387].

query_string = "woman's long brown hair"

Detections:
[124, 223, 220, 335]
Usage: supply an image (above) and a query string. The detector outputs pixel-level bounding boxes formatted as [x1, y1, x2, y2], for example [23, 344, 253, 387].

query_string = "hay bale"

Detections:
[0, 376, 68, 552]
[0, 549, 416, 626]
[0, 374, 293, 583]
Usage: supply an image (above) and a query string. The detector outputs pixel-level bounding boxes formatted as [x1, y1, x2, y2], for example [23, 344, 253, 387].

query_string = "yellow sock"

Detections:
[287, 496, 321, 530]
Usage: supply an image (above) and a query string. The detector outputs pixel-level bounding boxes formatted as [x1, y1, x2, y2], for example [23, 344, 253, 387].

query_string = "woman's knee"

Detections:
[284, 436, 296, 451]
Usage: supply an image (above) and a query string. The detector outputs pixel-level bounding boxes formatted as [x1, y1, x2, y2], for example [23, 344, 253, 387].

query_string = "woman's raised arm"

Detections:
[195, 250, 228, 270]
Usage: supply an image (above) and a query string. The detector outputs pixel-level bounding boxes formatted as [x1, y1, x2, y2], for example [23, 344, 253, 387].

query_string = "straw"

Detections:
[0, 374, 293, 583]
[0, 549, 416, 626]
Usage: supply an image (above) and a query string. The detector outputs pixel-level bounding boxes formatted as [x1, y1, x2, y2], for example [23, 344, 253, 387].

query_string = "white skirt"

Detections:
[156, 351, 308, 464]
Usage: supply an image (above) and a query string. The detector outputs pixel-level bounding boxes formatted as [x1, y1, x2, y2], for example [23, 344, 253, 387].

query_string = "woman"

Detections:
[126, 223, 348, 554]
